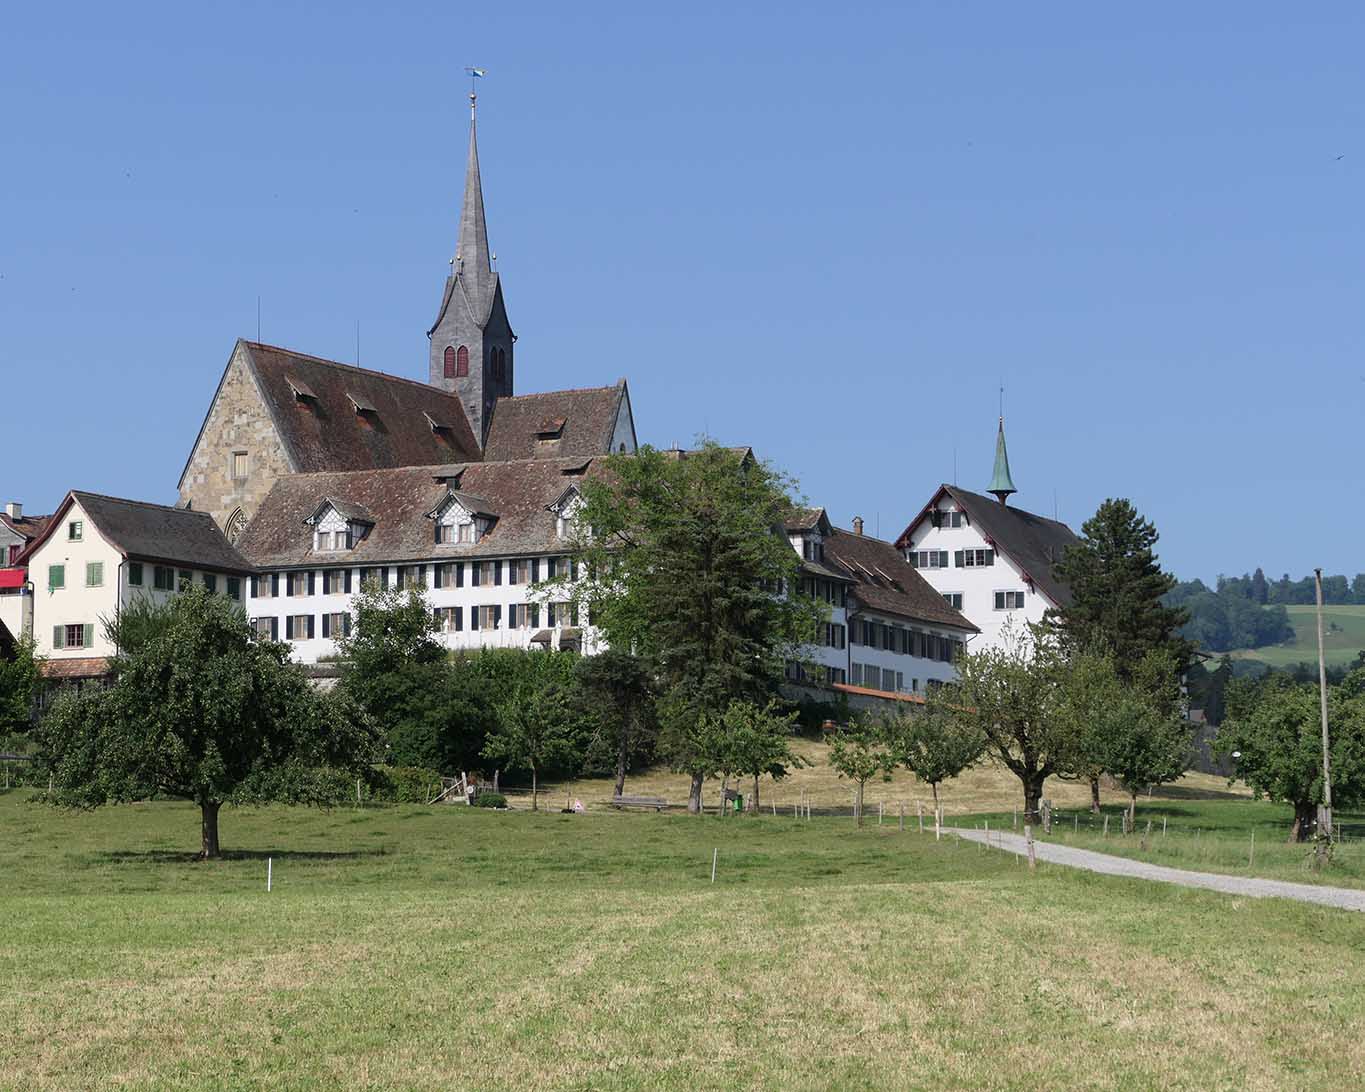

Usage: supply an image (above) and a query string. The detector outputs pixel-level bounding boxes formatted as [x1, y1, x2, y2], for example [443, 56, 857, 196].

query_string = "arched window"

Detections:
[443, 346, 456, 378]
[456, 345, 469, 377]
[492, 347, 506, 383]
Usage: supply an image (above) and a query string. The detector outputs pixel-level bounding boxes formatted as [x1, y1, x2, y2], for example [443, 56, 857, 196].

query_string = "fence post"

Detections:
[1103, 815, 1109, 838]
[917, 801, 924, 833]
[899, 800, 904, 832]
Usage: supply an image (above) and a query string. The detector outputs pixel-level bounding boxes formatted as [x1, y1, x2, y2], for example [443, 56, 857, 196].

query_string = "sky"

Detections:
[2, 2, 1363, 582]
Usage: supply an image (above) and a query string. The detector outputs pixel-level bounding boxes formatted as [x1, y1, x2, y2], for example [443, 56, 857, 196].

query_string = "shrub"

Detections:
[473, 791, 507, 809]
[370, 765, 444, 804]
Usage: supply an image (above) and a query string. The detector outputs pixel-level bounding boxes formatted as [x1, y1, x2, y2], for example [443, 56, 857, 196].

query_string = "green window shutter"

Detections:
[49, 565, 64, 590]
[83, 623, 94, 648]
[53, 625, 64, 649]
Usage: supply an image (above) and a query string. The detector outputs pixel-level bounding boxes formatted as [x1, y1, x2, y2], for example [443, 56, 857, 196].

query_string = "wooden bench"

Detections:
[610, 794, 669, 812]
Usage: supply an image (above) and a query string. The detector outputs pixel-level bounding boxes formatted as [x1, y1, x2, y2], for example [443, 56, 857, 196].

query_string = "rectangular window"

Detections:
[48, 564, 65, 591]
[850, 662, 862, 686]
[178, 569, 192, 593]
[435, 523, 453, 545]
[288, 571, 309, 597]
[153, 566, 174, 591]
[232, 452, 248, 480]
[864, 665, 881, 690]
[67, 520, 82, 541]
[64, 623, 89, 649]
[508, 559, 531, 586]
[285, 614, 314, 641]
[322, 612, 351, 638]
[323, 569, 349, 595]
[994, 590, 1025, 611]
[959, 548, 994, 568]
[253, 617, 275, 639]
[908, 549, 950, 569]
[458, 522, 475, 544]
[202, 573, 217, 594]
[226, 577, 241, 600]
[128, 563, 143, 587]
[942, 592, 963, 610]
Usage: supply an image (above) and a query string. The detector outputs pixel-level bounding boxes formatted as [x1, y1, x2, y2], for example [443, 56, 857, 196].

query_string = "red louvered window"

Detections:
[443, 346, 456, 378]
[456, 345, 469, 377]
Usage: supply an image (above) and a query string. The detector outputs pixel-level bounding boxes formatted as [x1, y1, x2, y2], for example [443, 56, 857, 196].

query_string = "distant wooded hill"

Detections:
[1166, 568, 1365, 654]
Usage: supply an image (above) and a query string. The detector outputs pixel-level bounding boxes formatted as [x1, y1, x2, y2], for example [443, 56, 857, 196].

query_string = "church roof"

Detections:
[483, 382, 630, 461]
[241, 341, 483, 472]
[823, 527, 978, 631]
[235, 457, 608, 568]
[896, 485, 1080, 608]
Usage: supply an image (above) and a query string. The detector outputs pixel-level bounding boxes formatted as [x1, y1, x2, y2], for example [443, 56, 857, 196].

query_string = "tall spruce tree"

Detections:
[1049, 498, 1191, 680]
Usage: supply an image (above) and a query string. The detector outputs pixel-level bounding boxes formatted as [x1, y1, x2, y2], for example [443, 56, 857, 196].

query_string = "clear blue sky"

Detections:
[3, 2, 1362, 582]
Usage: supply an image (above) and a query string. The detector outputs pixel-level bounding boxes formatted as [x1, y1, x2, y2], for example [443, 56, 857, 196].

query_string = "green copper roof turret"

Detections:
[989, 417, 1017, 504]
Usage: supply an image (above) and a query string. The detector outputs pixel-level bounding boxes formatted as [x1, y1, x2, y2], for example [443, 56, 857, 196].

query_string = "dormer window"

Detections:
[801, 537, 823, 563]
[428, 490, 495, 546]
[315, 528, 353, 552]
[286, 375, 317, 402]
[306, 499, 372, 553]
[550, 487, 582, 541]
[346, 391, 377, 415]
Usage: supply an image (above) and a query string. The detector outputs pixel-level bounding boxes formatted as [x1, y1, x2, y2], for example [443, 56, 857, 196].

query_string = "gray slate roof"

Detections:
[236, 459, 606, 568]
[72, 492, 253, 573]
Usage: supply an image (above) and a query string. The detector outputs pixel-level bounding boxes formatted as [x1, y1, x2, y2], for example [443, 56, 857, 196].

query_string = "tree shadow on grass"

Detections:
[93, 848, 390, 865]
[1151, 784, 1251, 802]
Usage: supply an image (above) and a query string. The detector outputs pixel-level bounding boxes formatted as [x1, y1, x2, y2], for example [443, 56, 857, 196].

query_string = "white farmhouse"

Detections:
[0, 501, 52, 648]
[894, 420, 1079, 652]
[786, 508, 978, 706]
[18, 492, 253, 685]
[235, 458, 603, 663]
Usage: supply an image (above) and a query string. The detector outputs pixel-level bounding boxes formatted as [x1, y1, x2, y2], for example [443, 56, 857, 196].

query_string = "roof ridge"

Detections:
[244, 341, 466, 399]
[831, 525, 898, 547]
[71, 491, 207, 517]
[497, 384, 620, 400]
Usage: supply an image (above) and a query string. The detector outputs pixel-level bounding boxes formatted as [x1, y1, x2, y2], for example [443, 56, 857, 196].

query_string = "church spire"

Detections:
[455, 87, 494, 312]
[988, 416, 1017, 505]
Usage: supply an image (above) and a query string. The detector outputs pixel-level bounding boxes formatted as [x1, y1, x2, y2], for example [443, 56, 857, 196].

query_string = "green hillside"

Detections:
[1226, 604, 1365, 669]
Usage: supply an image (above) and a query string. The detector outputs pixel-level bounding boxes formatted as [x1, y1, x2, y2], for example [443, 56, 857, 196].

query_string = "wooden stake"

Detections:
[1162, 815, 1167, 837]
[879, 801, 884, 826]
[899, 800, 904, 832]
[917, 801, 924, 833]
[267, 857, 273, 892]
[1103, 815, 1109, 838]
[711, 848, 718, 884]
[1249, 829, 1255, 868]
[1025, 823, 1036, 871]
[1013, 806, 1018, 831]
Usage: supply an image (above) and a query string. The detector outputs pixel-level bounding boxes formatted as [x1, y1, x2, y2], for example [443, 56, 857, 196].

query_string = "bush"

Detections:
[473, 791, 507, 809]
[369, 765, 444, 804]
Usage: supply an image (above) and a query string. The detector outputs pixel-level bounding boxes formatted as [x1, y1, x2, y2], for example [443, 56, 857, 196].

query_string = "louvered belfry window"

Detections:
[456, 346, 469, 377]
[443, 346, 456, 378]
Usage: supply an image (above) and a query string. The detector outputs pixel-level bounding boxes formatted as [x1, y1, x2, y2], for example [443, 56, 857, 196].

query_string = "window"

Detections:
[67, 520, 82, 541]
[456, 345, 469, 377]
[128, 563, 143, 586]
[492, 347, 506, 382]
[226, 577, 241, 600]
[285, 615, 315, 641]
[288, 571, 311, 597]
[850, 663, 862, 686]
[935, 510, 965, 529]
[321, 612, 351, 639]
[508, 559, 531, 586]
[864, 665, 881, 690]
[435, 523, 453, 545]
[323, 569, 350, 595]
[178, 570, 192, 592]
[202, 573, 217, 594]
[433, 606, 463, 633]
[443, 345, 457, 378]
[232, 452, 248, 480]
[252, 617, 276, 639]
[942, 592, 963, 610]
[955, 548, 994, 568]
[153, 566, 174, 591]
[994, 590, 1025, 611]
[908, 549, 949, 569]
[459, 522, 476, 544]
[472, 604, 501, 630]
[316, 528, 352, 552]
[508, 603, 531, 629]
[47, 564, 65, 591]
[54, 623, 92, 649]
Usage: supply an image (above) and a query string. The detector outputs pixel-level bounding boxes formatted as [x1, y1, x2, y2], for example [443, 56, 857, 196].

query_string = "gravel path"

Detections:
[954, 827, 1365, 912]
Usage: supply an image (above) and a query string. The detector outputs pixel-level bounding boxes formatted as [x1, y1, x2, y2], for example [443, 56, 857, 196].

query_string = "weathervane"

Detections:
[465, 66, 486, 118]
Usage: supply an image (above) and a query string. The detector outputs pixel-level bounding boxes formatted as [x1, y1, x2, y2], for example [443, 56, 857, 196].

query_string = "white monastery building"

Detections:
[894, 419, 1080, 652]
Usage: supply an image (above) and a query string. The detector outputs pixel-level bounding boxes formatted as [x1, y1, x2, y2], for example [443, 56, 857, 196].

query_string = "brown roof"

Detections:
[40, 657, 112, 680]
[785, 507, 829, 533]
[823, 527, 977, 631]
[0, 512, 52, 542]
[236, 458, 607, 568]
[895, 485, 1080, 608]
[241, 341, 483, 473]
[483, 383, 628, 462]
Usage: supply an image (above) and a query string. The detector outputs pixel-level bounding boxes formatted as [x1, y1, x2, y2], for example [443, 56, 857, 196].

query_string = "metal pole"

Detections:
[1314, 568, 1334, 839]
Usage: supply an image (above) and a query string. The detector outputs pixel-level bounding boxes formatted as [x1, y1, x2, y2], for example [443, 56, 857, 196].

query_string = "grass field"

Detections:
[1226, 603, 1365, 669]
[4, 789, 1365, 1090]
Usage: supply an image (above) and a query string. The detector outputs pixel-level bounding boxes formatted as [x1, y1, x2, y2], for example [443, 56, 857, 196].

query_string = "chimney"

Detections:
[852, 516, 864, 536]
[4, 502, 20, 520]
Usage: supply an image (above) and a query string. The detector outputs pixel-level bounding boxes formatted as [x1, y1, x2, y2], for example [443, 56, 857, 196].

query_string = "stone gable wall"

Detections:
[178, 345, 293, 536]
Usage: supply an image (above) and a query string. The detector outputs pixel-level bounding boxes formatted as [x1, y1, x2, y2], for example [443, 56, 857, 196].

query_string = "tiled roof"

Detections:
[242, 341, 483, 472]
[236, 458, 606, 568]
[70, 493, 254, 573]
[900, 486, 1080, 608]
[40, 657, 112, 680]
[824, 527, 977, 631]
[483, 383, 627, 462]
[785, 507, 829, 533]
[0, 512, 52, 541]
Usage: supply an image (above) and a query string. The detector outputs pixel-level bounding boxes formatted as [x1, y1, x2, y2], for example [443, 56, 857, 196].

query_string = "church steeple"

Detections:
[988, 416, 1017, 505]
[428, 82, 514, 446]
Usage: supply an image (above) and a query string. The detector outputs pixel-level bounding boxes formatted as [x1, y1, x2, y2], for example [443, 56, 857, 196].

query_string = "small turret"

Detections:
[988, 417, 1017, 505]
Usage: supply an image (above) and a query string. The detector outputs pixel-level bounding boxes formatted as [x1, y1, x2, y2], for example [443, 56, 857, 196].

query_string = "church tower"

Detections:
[428, 87, 514, 447]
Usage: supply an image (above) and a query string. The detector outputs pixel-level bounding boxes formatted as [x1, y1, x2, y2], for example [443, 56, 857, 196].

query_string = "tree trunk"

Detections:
[687, 771, 704, 815]
[719, 775, 728, 818]
[752, 774, 759, 814]
[1022, 774, 1045, 825]
[200, 799, 221, 860]
[1128, 792, 1138, 832]
[613, 730, 628, 798]
[1090, 776, 1101, 814]
[1289, 800, 1316, 843]
[531, 765, 539, 812]
[856, 780, 865, 828]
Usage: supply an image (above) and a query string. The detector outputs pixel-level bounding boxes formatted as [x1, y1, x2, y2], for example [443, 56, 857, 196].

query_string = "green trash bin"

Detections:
[733, 794, 743, 813]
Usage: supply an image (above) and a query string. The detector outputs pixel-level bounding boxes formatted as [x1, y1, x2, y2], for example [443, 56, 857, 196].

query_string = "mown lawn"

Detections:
[2, 790, 1363, 1091]
[1228, 603, 1365, 669]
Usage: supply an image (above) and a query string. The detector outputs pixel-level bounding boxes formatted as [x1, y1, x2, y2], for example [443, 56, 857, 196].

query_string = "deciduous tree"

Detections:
[883, 703, 986, 815]
[828, 719, 894, 826]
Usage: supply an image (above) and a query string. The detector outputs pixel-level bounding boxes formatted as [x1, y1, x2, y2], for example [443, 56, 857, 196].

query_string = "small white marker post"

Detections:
[1249, 830, 1255, 868]
[917, 801, 924, 833]
[267, 856, 273, 893]
[710, 848, 718, 884]
[1162, 815, 1168, 837]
